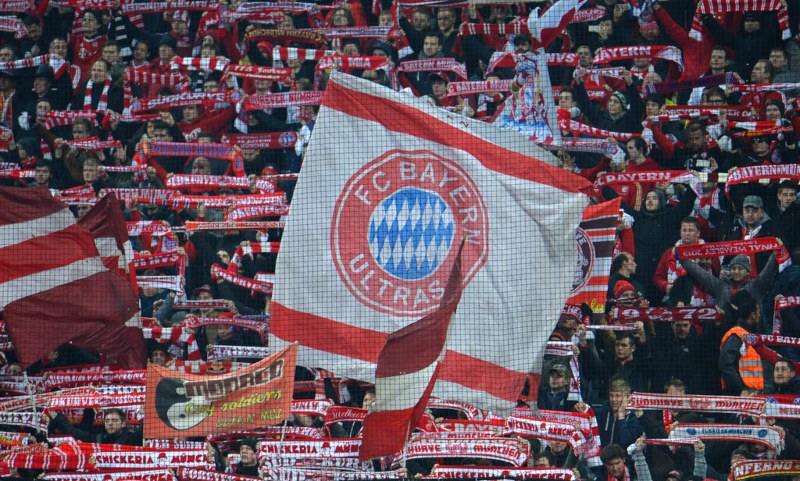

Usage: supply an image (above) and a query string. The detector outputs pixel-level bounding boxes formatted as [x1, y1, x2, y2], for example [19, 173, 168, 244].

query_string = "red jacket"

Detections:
[653, 7, 714, 81]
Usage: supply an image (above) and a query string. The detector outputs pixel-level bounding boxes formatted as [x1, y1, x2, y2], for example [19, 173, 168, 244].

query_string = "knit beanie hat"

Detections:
[611, 91, 629, 110]
[729, 255, 751, 272]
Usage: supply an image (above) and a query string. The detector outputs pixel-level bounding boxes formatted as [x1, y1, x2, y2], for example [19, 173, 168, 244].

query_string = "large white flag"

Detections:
[271, 73, 590, 413]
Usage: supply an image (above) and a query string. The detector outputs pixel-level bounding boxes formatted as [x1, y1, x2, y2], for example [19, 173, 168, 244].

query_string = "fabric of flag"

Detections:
[528, 0, 587, 50]
[493, 52, 561, 144]
[0, 187, 141, 368]
[270, 73, 590, 413]
[359, 241, 464, 460]
[78, 193, 140, 299]
[565, 198, 621, 313]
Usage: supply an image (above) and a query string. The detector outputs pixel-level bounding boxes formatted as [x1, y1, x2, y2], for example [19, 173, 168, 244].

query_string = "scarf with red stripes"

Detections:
[83, 77, 111, 112]
[690, 0, 790, 42]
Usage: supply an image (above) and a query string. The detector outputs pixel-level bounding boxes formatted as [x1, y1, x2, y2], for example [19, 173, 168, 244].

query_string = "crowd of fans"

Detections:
[1, 0, 800, 479]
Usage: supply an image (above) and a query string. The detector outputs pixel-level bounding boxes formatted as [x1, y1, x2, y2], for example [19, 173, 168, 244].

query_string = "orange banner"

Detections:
[144, 345, 296, 438]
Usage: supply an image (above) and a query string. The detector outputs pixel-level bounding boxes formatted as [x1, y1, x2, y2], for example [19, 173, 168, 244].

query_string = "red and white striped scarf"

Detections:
[65, 137, 121, 151]
[0, 16, 27, 39]
[0, 54, 55, 72]
[84, 77, 111, 112]
[142, 326, 201, 360]
[230, 241, 281, 267]
[270, 45, 336, 64]
[171, 56, 230, 72]
[458, 21, 528, 36]
[690, 0, 790, 42]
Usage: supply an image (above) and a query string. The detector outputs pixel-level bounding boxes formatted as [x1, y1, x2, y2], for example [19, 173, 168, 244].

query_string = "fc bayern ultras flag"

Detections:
[359, 240, 465, 460]
[565, 198, 621, 312]
[271, 73, 591, 414]
[0, 188, 141, 368]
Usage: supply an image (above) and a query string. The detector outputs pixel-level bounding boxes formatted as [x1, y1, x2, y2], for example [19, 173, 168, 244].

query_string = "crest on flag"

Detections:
[331, 149, 488, 316]
[271, 73, 590, 413]
[565, 198, 621, 312]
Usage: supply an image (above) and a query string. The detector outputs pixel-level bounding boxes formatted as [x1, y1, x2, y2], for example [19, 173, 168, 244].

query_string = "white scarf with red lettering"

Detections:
[84, 77, 111, 112]
[677, 237, 785, 260]
[628, 392, 765, 416]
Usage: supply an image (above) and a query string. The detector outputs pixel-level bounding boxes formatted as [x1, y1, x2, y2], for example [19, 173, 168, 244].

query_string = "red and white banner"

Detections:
[566, 199, 620, 312]
[270, 73, 590, 414]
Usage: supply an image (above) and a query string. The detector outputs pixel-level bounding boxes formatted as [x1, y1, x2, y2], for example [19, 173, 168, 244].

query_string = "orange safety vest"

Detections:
[720, 326, 764, 390]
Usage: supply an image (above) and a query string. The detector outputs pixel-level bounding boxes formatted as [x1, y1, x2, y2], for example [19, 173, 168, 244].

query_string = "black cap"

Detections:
[158, 35, 178, 50]
[513, 33, 532, 46]
[34, 64, 53, 81]
[239, 437, 258, 451]
[743, 11, 759, 20]
[427, 72, 448, 83]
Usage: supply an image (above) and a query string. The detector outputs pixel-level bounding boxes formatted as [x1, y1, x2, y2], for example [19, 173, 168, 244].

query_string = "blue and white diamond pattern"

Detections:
[368, 187, 455, 280]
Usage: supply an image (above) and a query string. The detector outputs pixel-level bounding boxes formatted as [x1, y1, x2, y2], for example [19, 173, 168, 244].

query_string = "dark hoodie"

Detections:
[622, 187, 697, 303]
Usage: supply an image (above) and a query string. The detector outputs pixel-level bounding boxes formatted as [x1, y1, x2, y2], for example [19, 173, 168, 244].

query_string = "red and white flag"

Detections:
[270, 73, 591, 413]
[565, 199, 620, 312]
[0, 188, 141, 368]
[359, 241, 464, 460]
[78, 193, 139, 299]
[528, 0, 587, 49]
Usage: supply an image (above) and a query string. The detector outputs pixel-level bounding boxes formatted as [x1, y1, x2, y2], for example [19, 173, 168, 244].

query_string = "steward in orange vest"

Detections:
[719, 291, 764, 394]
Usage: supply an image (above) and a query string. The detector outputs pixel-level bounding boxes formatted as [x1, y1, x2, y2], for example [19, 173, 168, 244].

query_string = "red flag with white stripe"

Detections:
[528, 0, 587, 50]
[0, 188, 141, 368]
[565, 198, 620, 312]
[78, 193, 140, 298]
[359, 241, 464, 460]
